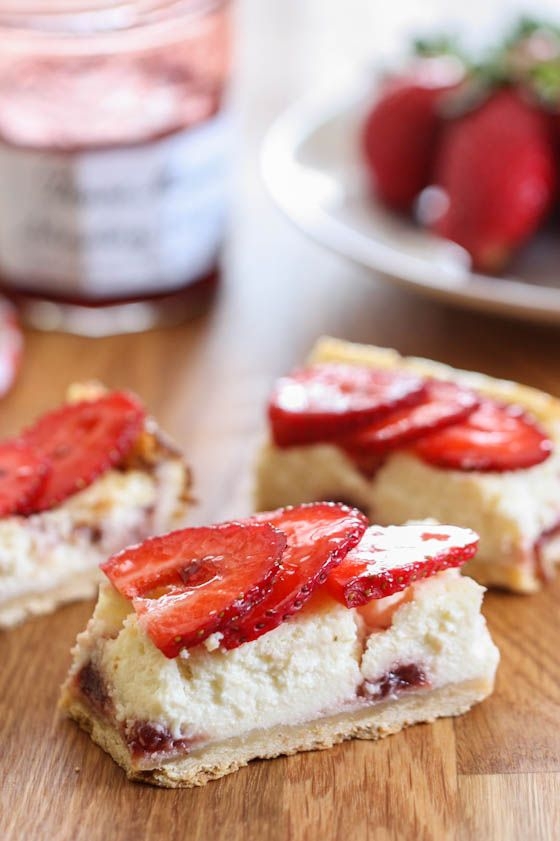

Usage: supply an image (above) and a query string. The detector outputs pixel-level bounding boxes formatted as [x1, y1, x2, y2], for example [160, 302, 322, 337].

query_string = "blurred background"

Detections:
[1, 0, 560, 338]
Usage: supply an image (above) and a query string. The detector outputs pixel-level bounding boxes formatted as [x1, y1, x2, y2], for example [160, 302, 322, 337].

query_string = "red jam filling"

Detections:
[76, 662, 205, 761]
[76, 662, 112, 717]
[126, 722, 205, 761]
[360, 664, 428, 701]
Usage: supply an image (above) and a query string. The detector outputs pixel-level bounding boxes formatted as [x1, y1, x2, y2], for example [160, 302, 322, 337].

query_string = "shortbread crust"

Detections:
[62, 676, 492, 787]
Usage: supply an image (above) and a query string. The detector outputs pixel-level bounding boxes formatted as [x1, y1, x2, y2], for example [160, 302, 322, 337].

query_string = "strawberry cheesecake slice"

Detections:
[256, 338, 560, 593]
[60, 503, 498, 787]
[0, 383, 191, 628]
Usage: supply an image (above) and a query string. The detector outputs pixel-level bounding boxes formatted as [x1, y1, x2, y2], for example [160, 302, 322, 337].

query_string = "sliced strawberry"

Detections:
[0, 440, 50, 517]
[412, 399, 552, 471]
[219, 503, 368, 649]
[21, 391, 146, 512]
[327, 524, 479, 607]
[102, 522, 287, 658]
[342, 379, 479, 468]
[269, 363, 426, 447]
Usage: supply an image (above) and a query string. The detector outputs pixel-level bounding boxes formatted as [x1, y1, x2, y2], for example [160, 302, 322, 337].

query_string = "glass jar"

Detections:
[0, 0, 232, 334]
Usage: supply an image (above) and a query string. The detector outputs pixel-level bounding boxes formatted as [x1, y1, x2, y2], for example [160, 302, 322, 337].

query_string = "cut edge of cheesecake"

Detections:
[60, 673, 493, 788]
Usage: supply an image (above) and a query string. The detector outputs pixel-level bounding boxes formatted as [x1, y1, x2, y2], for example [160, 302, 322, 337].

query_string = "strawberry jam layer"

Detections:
[76, 663, 112, 718]
[126, 722, 206, 762]
[360, 664, 428, 701]
[77, 662, 206, 762]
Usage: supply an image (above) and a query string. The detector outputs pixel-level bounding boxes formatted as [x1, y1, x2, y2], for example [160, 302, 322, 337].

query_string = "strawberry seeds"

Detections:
[100, 503, 479, 657]
[103, 521, 288, 658]
[269, 363, 426, 447]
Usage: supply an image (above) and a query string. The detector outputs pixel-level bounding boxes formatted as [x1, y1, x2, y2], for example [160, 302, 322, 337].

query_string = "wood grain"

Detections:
[1, 2, 559, 838]
[458, 774, 560, 841]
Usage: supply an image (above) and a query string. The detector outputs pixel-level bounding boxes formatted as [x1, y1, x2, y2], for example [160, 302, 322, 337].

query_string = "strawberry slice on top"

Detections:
[0, 440, 50, 517]
[269, 363, 426, 447]
[327, 524, 479, 607]
[102, 522, 287, 658]
[21, 391, 146, 512]
[412, 399, 552, 471]
[219, 502, 368, 649]
[342, 379, 479, 466]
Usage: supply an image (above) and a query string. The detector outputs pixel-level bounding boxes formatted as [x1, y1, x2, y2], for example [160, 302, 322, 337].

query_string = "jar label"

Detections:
[0, 111, 230, 299]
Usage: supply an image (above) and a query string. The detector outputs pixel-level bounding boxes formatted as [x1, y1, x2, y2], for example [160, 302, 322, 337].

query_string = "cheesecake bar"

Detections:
[60, 503, 498, 787]
[0, 383, 191, 628]
[256, 337, 560, 592]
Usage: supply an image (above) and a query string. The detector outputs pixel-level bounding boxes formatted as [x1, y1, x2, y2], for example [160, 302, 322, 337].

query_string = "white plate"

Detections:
[261, 80, 560, 325]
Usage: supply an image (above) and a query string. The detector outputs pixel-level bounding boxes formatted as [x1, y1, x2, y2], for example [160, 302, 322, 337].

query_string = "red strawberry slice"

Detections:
[219, 503, 368, 649]
[412, 399, 552, 471]
[21, 391, 146, 512]
[342, 379, 479, 470]
[0, 440, 50, 517]
[269, 363, 426, 447]
[102, 522, 287, 658]
[327, 524, 479, 607]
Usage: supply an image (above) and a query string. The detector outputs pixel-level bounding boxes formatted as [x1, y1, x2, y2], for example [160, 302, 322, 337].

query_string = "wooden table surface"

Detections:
[1, 3, 560, 839]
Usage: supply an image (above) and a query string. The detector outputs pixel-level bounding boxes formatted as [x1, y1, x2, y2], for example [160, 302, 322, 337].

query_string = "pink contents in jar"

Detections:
[0, 1, 232, 334]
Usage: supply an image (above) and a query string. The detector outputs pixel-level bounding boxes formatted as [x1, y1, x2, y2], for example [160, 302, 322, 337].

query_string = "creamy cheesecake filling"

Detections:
[66, 569, 499, 769]
[255, 442, 560, 580]
[359, 570, 496, 690]
[0, 459, 187, 624]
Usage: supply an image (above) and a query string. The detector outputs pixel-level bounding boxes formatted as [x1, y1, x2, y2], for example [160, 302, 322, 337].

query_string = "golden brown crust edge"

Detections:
[60, 676, 494, 788]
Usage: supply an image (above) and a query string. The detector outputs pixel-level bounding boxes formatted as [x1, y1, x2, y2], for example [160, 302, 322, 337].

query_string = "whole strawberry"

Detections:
[361, 58, 463, 211]
[431, 87, 556, 272]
